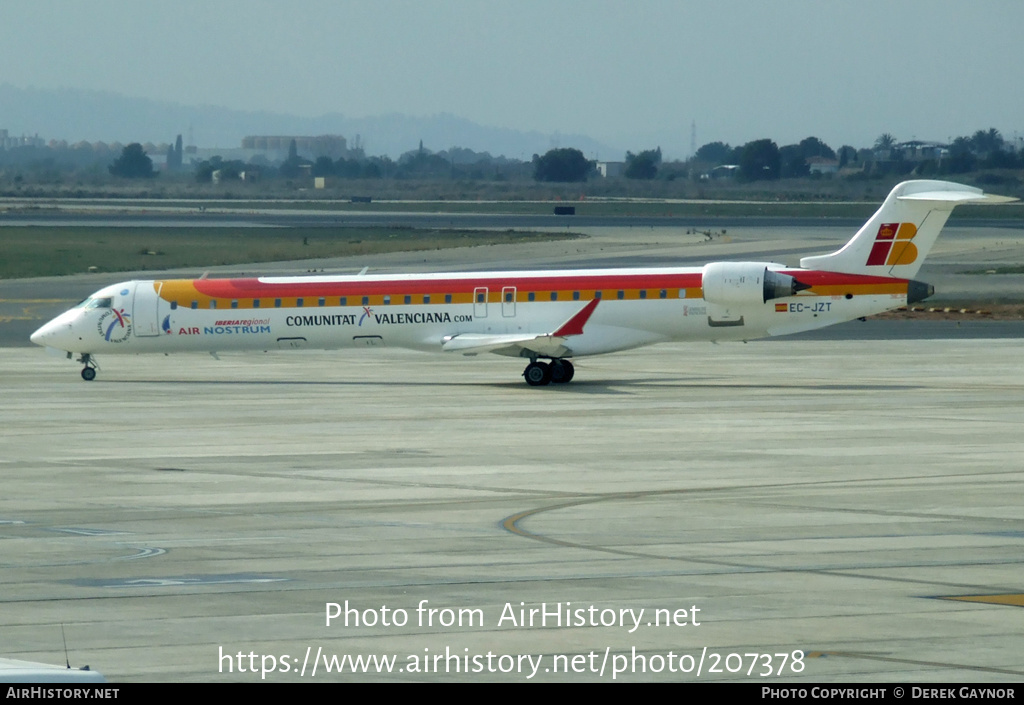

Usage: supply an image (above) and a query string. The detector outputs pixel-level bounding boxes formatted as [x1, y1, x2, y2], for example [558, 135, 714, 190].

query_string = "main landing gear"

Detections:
[522, 359, 574, 387]
[78, 353, 98, 381]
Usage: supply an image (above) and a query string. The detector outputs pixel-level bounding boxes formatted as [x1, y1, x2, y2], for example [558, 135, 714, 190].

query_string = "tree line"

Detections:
[4, 127, 1022, 186]
[529, 128, 1023, 183]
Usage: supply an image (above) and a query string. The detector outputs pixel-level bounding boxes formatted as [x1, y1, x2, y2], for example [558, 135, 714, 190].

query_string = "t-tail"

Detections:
[800, 180, 1016, 280]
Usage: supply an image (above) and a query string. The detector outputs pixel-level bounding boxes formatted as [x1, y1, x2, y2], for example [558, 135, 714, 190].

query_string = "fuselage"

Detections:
[30, 264, 914, 359]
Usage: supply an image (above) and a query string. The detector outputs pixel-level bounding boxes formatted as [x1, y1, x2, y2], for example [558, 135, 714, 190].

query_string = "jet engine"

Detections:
[701, 262, 810, 305]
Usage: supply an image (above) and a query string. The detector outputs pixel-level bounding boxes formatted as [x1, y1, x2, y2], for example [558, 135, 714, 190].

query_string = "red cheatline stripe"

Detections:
[780, 270, 906, 286]
[185, 269, 907, 298]
[191, 274, 704, 298]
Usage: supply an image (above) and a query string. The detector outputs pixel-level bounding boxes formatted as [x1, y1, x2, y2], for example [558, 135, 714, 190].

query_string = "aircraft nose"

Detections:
[30, 318, 72, 348]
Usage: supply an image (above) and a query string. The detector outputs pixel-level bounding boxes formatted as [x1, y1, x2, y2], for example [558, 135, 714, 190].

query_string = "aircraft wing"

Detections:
[442, 299, 599, 357]
[441, 332, 571, 357]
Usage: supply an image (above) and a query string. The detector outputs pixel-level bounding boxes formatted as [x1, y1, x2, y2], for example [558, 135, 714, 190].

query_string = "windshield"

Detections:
[74, 296, 114, 309]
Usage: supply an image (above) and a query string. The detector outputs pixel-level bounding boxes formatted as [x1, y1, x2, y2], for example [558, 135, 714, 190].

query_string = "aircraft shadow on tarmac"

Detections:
[100, 377, 922, 394]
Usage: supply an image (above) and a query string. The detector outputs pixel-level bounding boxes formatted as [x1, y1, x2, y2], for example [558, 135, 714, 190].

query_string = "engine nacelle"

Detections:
[701, 262, 809, 305]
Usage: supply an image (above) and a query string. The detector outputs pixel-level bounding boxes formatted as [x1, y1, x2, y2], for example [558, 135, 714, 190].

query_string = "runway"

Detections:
[2, 338, 1023, 682]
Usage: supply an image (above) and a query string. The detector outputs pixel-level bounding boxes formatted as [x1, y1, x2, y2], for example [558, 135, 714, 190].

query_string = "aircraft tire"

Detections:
[550, 360, 575, 384]
[81, 367, 97, 381]
[523, 361, 551, 386]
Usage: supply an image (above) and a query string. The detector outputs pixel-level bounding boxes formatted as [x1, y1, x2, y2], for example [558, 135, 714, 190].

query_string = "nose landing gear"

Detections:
[78, 354, 98, 381]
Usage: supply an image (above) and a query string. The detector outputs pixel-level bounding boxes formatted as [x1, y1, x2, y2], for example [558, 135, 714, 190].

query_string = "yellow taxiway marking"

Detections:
[0, 299, 69, 303]
[0, 299, 72, 322]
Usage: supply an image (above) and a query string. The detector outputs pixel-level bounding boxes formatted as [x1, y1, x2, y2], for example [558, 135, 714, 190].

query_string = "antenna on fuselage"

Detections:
[199, 271, 210, 280]
[357, 266, 369, 276]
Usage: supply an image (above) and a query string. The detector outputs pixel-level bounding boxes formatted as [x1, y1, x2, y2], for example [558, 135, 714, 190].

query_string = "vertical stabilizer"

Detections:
[799, 180, 1012, 278]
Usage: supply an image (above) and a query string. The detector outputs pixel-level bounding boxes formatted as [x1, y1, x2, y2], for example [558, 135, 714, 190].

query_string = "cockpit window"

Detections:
[75, 296, 114, 309]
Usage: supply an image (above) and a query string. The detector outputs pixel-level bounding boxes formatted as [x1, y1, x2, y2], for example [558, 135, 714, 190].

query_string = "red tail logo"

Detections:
[866, 222, 918, 267]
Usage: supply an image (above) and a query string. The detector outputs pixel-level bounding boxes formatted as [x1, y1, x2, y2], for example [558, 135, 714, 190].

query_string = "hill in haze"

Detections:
[0, 84, 620, 161]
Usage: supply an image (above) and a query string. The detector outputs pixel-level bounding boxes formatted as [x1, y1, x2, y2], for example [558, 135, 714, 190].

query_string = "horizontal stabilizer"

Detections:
[898, 190, 1017, 204]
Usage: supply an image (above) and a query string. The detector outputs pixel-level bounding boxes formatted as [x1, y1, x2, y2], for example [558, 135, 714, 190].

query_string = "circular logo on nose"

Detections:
[96, 308, 132, 343]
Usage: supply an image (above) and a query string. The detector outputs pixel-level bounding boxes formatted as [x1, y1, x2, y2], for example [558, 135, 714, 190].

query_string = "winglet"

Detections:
[553, 298, 600, 337]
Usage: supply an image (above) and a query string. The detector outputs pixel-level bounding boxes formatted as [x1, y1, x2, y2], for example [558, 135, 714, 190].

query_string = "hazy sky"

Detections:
[3, 0, 1023, 158]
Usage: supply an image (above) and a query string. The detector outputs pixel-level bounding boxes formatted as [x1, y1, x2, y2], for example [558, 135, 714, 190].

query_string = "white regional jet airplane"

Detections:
[30, 180, 1013, 385]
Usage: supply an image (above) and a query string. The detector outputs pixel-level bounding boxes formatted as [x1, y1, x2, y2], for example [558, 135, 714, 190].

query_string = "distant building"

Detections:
[874, 140, 948, 163]
[0, 129, 45, 150]
[240, 135, 349, 162]
[807, 157, 839, 175]
[703, 164, 739, 180]
[596, 161, 624, 178]
[895, 140, 947, 161]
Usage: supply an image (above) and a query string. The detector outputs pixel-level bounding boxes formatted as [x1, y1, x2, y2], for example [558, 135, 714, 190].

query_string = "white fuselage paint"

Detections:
[32, 266, 906, 359]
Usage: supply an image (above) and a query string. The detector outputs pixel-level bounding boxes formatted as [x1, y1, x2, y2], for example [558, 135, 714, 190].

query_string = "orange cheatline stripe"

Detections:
[806, 283, 907, 296]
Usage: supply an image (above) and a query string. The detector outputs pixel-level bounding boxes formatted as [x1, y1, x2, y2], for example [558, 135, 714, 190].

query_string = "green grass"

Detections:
[0, 226, 580, 279]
